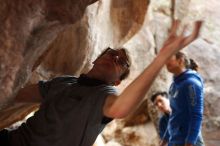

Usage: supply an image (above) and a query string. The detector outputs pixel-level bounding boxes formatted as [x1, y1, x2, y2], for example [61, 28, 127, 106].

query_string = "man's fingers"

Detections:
[195, 20, 203, 29]
[169, 20, 181, 36]
[160, 20, 203, 54]
[188, 20, 203, 40]
[163, 20, 181, 47]
[180, 24, 188, 37]
[181, 21, 203, 48]
[192, 20, 203, 38]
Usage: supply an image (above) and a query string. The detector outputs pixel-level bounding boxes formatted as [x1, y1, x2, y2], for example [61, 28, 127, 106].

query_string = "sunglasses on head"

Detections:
[105, 47, 129, 69]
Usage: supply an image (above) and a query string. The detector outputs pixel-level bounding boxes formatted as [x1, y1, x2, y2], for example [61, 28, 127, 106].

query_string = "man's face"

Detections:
[154, 95, 171, 113]
[93, 48, 129, 85]
[103, 48, 129, 69]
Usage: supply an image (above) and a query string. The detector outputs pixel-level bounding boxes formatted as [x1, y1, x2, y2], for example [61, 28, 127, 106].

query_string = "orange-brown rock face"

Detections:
[110, 0, 149, 45]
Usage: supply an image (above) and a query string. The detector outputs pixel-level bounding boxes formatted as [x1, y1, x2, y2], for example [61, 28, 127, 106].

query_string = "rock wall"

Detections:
[0, 0, 100, 108]
[0, 0, 100, 129]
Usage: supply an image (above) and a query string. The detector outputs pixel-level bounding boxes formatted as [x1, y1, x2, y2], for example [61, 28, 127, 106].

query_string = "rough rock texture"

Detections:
[0, 0, 99, 108]
[1, 0, 220, 146]
[0, 0, 100, 129]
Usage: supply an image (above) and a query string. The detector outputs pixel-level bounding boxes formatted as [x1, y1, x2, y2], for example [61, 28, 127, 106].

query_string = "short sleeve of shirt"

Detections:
[102, 85, 118, 96]
[99, 85, 118, 125]
[38, 80, 52, 98]
[38, 76, 77, 98]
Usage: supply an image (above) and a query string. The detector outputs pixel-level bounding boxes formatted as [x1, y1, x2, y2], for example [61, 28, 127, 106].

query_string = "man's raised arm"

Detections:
[103, 20, 203, 118]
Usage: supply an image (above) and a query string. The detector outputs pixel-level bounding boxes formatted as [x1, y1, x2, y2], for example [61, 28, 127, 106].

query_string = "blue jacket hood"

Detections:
[173, 69, 203, 84]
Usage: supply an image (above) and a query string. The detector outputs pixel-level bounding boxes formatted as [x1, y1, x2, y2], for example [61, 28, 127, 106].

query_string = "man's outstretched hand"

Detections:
[181, 21, 203, 48]
[160, 20, 203, 56]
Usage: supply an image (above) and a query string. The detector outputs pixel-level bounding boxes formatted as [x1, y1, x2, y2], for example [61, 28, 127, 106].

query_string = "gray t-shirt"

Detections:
[10, 76, 117, 146]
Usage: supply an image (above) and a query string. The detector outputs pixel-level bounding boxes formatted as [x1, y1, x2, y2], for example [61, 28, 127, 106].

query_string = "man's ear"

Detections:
[114, 80, 121, 86]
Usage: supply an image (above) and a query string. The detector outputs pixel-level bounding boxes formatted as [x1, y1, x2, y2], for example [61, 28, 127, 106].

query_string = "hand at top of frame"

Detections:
[159, 20, 203, 56]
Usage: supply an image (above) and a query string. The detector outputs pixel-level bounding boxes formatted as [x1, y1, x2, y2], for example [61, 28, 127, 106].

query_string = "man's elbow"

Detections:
[104, 107, 129, 119]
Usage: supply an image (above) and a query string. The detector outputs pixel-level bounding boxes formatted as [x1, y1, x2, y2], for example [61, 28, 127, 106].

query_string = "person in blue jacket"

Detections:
[151, 91, 171, 146]
[166, 51, 205, 146]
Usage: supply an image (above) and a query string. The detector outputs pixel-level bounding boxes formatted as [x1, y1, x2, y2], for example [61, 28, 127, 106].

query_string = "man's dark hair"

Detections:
[118, 48, 131, 80]
[150, 91, 168, 103]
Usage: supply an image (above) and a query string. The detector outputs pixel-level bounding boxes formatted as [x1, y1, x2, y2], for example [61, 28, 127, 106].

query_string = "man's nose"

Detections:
[158, 102, 162, 107]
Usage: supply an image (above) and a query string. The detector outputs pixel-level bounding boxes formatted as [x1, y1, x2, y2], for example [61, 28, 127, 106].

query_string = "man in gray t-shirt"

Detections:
[10, 75, 118, 146]
[0, 20, 202, 146]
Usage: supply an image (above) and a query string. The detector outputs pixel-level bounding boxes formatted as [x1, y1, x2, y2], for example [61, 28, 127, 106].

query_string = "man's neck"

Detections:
[86, 69, 109, 84]
[86, 68, 100, 79]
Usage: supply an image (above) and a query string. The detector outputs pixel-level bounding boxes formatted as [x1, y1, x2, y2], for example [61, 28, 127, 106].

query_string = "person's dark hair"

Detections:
[175, 51, 199, 71]
[189, 58, 199, 71]
[97, 47, 131, 81]
[119, 48, 131, 80]
[96, 47, 111, 59]
[150, 91, 168, 103]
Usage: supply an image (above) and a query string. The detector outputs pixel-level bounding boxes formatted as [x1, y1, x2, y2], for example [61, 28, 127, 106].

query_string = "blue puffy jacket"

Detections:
[168, 69, 204, 145]
[159, 114, 169, 141]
